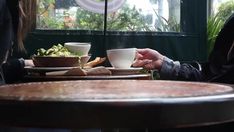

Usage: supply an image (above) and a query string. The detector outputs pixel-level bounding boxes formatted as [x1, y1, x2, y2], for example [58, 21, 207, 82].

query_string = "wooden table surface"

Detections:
[0, 80, 234, 129]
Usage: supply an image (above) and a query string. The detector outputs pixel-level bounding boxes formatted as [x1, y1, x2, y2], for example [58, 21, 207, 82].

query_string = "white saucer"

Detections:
[107, 67, 143, 75]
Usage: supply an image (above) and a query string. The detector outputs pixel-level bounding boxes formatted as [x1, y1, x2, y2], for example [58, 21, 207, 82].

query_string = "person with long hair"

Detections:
[0, 0, 34, 84]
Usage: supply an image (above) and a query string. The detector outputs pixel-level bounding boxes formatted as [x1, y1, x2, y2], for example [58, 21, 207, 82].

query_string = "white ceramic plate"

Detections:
[107, 67, 143, 75]
[24, 66, 76, 73]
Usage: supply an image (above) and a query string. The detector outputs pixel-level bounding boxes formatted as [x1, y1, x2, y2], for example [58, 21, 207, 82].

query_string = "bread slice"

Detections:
[84, 57, 106, 68]
[47, 66, 111, 76]
[65, 67, 87, 76]
[86, 66, 111, 76]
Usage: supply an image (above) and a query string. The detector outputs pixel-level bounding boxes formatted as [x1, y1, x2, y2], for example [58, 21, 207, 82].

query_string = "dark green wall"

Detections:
[24, 0, 207, 63]
[25, 32, 203, 62]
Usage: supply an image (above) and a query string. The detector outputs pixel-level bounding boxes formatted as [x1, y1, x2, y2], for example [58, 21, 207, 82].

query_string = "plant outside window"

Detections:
[37, 0, 181, 32]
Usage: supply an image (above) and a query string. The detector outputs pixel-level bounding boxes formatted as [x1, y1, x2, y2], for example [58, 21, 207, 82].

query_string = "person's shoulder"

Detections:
[0, 0, 6, 6]
[223, 13, 234, 28]
[0, 0, 6, 12]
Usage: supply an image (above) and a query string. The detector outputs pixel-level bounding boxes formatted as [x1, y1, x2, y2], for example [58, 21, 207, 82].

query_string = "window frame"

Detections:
[26, 0, 207, 62]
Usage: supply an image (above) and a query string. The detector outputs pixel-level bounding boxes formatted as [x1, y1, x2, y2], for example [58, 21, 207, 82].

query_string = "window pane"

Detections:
[37, 0, 181, 32]
[107, 0, 181, 32]
[37, 0, 104, 30]
[211, 0, 234, 21]
[208, 0, 233, 55]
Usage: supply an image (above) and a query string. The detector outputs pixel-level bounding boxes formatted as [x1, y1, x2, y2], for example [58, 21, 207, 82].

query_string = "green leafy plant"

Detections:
[76, 4, 150, 31]
[217, 0, 234, 21]
[38, 16, 64, 29]
[37, 0, 65, 29]
[107, 5, 150, 31]
[37, 0, 180, 32]
[207, 14, 224, 56]
[207, 0, 234, 56]
[156, 15, 180, 32]
[151, 8, 180, 32]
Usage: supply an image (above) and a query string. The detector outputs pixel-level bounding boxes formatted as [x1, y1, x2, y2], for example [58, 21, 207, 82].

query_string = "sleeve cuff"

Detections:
[1, 58, 26, 84]
[18, 58, 25, 69]
[159, 57, 180, 80]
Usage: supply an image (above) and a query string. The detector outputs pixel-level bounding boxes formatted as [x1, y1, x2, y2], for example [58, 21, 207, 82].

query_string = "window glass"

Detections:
[107, 0, 180, 32]
[211, 0, 234, 20]
[37, 0, 181, 32]
[208, 0, 234, 55]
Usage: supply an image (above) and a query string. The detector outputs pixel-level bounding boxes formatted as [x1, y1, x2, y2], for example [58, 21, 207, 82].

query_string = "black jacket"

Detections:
[0, 0, 26, 84]
[204, 13, 234, 83]
[164, 13, 234, 84]
[0, 0, 14, 63]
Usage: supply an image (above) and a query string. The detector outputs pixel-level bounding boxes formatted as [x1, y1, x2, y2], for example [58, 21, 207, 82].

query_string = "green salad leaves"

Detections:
[36, 44, 81, 57]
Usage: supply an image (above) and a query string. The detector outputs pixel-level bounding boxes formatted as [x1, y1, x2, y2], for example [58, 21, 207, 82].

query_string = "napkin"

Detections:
[46, 66, 111, 76]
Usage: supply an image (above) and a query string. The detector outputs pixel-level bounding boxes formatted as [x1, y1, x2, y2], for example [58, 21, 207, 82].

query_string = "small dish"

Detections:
[64, 42, 91, 56]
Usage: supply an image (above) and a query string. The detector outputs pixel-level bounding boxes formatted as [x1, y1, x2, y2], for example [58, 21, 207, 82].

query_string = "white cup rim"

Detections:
[107, 48, 136, 52]
[64, 42, 91, 45]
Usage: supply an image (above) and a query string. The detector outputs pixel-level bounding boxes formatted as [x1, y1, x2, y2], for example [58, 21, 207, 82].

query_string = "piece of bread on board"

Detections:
[86, 66, 111, 76]
[65, 67, 87, 76]
[84, 57, 106, 68]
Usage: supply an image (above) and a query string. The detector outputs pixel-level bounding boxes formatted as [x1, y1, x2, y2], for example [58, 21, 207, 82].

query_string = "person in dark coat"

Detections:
[133, 13, 234, 84]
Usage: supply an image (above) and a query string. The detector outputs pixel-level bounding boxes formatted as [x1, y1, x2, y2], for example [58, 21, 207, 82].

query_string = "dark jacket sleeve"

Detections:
[159, 13, 234, 84]
[159, 57, 203, 81]
[1, 58, 27, 84]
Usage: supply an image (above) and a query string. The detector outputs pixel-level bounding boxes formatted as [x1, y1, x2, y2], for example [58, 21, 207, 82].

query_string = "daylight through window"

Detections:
[37, 0, 181, 32]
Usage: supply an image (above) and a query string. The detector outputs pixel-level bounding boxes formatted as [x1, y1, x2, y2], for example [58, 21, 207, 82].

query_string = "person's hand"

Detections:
[24, 59, 34, 66]
[132, 48, 164, 70]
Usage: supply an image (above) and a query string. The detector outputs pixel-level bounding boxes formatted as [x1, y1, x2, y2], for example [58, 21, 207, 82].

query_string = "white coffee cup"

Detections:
[107, 48, 136, 69]
[64, 42, 91, 56]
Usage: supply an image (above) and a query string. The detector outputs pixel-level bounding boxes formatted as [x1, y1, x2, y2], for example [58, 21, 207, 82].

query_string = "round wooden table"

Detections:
[0, 80, 233, 130]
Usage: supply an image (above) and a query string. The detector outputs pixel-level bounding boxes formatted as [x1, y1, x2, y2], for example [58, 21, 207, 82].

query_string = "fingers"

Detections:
[132, 59, 152, 67]
[133, 59, 162, 70]
[132, 59, 155, 70]
[136, 48, 148, 54]
[136, 48, 149, 57]
[135, 51, 143, 60]
[144, 63, 156, 70]
[133, 48, 164, 70]
[135, 48, 150, 60]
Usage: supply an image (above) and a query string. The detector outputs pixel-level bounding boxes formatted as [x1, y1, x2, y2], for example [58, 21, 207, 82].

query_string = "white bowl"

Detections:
[107, 48, 136, 69]
[64, 42, 91, 56]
